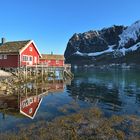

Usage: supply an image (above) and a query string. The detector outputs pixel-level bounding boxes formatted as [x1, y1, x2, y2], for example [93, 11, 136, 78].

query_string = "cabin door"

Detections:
[29, 56, 33, 65]
[34, 56, 37, 64]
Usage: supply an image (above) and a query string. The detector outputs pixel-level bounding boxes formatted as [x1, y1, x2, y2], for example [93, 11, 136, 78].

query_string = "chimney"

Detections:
[1, 38, 6, 44]
[51, 51, 53, 55]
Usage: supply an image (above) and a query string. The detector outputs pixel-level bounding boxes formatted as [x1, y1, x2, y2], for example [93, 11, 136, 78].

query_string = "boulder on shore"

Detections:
[0, 70, 12, 77]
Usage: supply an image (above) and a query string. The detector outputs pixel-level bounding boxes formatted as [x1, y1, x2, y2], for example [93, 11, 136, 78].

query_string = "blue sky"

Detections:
[0, 0, 140, 54]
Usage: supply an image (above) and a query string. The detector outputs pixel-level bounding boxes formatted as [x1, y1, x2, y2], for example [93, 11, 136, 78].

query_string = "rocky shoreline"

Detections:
[0, 70, 12, 77]
[1, 108, 140, 140]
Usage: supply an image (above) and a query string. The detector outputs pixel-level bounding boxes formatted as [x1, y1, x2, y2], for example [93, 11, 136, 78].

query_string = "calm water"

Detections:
[0, 68, 140, 132]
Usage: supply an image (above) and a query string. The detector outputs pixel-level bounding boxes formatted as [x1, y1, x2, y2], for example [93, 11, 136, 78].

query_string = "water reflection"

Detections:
[1, 68, 140, 132]
[20, 93, 45, 119]
[67, 68, 140, 115]
[0, 80, 65, 119]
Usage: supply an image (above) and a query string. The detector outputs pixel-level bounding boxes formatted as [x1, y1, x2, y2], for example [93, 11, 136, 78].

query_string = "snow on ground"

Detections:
[119, 20, 140, 47]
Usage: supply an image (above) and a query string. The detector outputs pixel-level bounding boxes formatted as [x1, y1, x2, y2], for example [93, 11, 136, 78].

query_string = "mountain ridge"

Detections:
[64, 20, 140, 66]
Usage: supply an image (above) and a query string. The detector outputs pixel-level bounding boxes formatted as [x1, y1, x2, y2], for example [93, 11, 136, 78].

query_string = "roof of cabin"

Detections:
[41, 54, 65, 60]
[0, 40, 31, 53]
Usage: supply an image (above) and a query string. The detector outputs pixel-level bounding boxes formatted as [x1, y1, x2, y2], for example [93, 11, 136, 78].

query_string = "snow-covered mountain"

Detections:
[64, 20, 140, 65]
[119, 20, 140, 48]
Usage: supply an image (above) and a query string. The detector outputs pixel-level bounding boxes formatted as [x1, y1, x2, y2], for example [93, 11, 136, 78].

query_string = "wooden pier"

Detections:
[14, 64, 73, 81]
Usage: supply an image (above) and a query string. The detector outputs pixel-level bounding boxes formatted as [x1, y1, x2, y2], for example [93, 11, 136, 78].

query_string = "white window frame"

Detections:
[22, 55, 29, 62]
[29, 108, 33, 114]
[29, 56, 33, 61]
[4, 55, 7, 59]
[56, 60, 59, 64]
[29, 47, 32, 52]
[0, 54, 7, 59]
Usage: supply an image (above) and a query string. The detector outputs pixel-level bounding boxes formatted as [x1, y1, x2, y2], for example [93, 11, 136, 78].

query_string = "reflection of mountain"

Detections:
[67, 69, 140, 112]
[67, 82, 122, 110]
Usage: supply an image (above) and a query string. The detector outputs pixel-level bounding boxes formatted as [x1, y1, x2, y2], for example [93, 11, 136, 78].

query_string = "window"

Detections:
[22, 55, 28, 61]
[29, 56, 32, 61]
[29, 108, 33, 114]
[4, 55, 7, 59]
[0, 54, 7, 59]
[56, 60, 59, 64]
[43, 62, 48, 65]
[29, 47, 32, 52]
[29, 98, 33, 104]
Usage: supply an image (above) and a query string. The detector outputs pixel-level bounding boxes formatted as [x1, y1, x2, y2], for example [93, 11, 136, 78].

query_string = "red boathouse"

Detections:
[0, 38, 41, 68]
[39, 54, 65, 67]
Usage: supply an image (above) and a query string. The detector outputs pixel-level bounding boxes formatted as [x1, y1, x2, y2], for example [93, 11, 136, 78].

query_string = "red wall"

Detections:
[20, 43, 40, 66]
[20, 96, 41, 118]
[39, 59, 64, 67]
[0, 55, 19, 68]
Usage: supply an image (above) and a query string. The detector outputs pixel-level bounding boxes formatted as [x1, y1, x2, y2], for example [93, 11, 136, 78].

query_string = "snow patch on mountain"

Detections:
[74, 42, 140, 57]
[119, 42, 140, 55]
[74, 51, 85, 56]
[119, 20, 140, 47]
[88, 45, 114, 56]
[74, 45, 115, 57]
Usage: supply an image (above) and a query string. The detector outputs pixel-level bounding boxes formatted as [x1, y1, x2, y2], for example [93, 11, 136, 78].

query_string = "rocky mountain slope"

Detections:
[64, 20, 140, 66]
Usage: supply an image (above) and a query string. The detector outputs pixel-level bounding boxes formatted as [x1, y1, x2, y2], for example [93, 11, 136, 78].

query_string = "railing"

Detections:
[22, 64, 71, 69]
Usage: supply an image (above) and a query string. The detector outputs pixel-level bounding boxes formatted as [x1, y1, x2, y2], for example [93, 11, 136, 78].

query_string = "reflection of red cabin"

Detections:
[39, 54, 65, 67]
[20, 94, 43, 119]
[0, 38, 41, 68]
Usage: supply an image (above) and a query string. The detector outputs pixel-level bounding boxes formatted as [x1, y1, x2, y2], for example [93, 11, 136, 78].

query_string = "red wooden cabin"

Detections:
[39, 54, 65, 67]
[0, 38, 41, 68]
